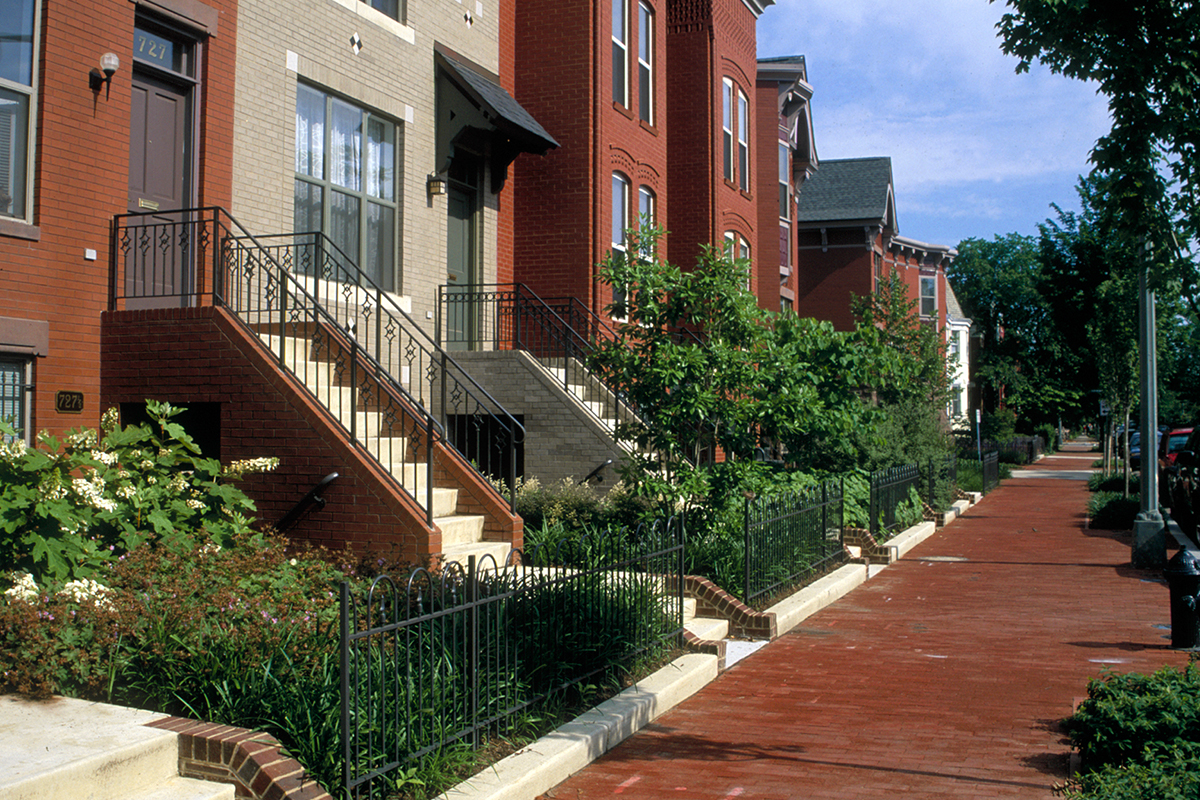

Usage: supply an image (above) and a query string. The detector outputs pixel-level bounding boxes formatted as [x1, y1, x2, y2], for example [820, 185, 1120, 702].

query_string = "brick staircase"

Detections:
[260, 331, 509, 565]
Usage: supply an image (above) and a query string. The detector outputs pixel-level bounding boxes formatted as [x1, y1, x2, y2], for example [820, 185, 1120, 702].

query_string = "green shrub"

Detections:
[1034, 423, 1058, 452]
[0, 401, 275, 585]
[998, 448, 1029, 465]
[1088, 473, 1140, 493]
[1088, 491, 1141, 529]
[981, 409, 1017, 443]
[1061, 745, 1200, 799]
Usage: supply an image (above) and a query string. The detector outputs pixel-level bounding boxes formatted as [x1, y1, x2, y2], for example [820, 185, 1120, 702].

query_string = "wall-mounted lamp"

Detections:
[89, 52, 120, 97]
[427, 174, 448, 197]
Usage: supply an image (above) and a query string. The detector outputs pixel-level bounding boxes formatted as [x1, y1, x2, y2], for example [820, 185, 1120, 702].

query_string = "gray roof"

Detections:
[795, 157, 893, 224]
[437, 50, 558, 153]
[945, 283, 970, 323]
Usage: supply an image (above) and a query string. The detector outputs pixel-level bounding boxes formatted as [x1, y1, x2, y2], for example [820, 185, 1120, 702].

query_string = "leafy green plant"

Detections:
[1088, 491, 1141, 529]
[1059, 744, 1200, 800]
[0, 401, 276, 585]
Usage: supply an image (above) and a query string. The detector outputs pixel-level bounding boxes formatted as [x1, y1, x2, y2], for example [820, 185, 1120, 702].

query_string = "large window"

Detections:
[637, 2, 653, 123]
[778, 142, 790, 219]
[0, 0, 38, 222]
[612, 0, 628, 106]
[611, 173, 630, 315]
[294, 84, 399, 291]
[366, 0, 402, 21]
[722, 78, 749, 191]
[920, 275, 937, 318]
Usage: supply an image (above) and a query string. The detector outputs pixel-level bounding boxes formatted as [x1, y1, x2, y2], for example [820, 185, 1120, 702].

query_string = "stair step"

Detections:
[437, 513, 486, 548]
[441, 538, 513, 568]
[682, 596, 697, 622]
[133, 776, 236, 800]
[685, 616, 729, 641]
[1, 697, 179, 800]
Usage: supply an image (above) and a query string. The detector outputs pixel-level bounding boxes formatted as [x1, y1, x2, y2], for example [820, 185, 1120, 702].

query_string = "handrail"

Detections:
[111, 208, 522, 522]
[437, 283, 641, 440]
[276, 471, 339, 533]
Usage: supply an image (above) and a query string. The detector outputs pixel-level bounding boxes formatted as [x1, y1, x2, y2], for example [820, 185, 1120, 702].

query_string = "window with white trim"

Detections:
[737, 89, 749, 191]
[637, 185, 654, 253]
[365, 0, 402, 21]
[0, 0, 38, 222]
[612, 0, 628, 106]
[637, 2, 653, 123]
[920, 275, 937, 318]
[722, 79, 733, 182]
[611, 173, 630, 314]
[778, 142, 790, 219]
[725, 231, 751, 288]
[0, 357, 32, 444]
[294, 83, 400, 291]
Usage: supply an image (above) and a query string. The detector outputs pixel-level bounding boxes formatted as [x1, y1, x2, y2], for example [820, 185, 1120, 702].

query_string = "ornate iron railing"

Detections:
[923, 453, 958, 513]
[436, 284, 641, 440]
[744, 480, 845, 608]
[111, 209, 522, 522]
[339, 517, 685, 799]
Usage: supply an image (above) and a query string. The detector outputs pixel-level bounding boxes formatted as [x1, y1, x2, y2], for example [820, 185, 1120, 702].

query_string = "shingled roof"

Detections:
[795, 156, 894, 226]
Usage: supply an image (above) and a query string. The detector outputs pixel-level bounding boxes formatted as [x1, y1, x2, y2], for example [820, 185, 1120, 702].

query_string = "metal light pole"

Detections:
[1132, 239, 1166, 568]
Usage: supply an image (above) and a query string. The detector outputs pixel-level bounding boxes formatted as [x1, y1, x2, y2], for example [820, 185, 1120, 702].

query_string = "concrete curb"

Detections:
[437, 503, 979, 800]
[438, 654, 719, 800]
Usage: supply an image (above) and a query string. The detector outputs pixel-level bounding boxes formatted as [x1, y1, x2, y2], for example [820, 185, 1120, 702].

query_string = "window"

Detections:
[725, 231, 751, 288]
[778, 142, 790, 219]
[637, 2, 653, 123]
[737, 90, 749, 191]
[0, 357, 31, 444]
[920, 275, 937, 318]
[951, 386, 962, 417]
[294, 84, 399, 291]
[722, 79, 733, 182]
[611, 173, 630, 314]
[950, 331, 961, 363]
[612, 0, 628, 106]
[0, 0, 38, 222]
[637, 185, 655, 257]
[366, 0, 401, 20]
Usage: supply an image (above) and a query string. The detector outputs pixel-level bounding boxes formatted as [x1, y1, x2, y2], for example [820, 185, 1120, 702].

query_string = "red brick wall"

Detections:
[0, 0, 236, 440]
[512, 0, 668, 318]
[754, 80, 781, 312]
[100, 306, 521, 561]
[793, 228, 875, 331]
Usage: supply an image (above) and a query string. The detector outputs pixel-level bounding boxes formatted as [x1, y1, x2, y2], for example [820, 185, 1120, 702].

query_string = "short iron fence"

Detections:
[976, 435, 1044, 464]
[923, 453, 958, 513]
[744, 480, 845, 608]
[869, 463, 922, 539]
[981, 450, 1000, 493]
[339, 518, 685, 799]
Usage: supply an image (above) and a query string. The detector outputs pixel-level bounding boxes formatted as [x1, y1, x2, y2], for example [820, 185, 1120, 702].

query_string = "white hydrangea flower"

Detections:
[4, 573, 39, 603]
[0, 438, 26, 460]
[117, 485, 137, 500]
[90, 450, 118, 466]
[72, 477, 115, 511]
[101, 407, 120, 432]
[138, 460, 154, 470]
[226, 457, 280, 475]
[186, 498, 205, 510]
[58, 578, 113, 610]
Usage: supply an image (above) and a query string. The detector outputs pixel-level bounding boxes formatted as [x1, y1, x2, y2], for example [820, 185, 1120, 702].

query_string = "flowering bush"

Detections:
[0, 401, 277, 587]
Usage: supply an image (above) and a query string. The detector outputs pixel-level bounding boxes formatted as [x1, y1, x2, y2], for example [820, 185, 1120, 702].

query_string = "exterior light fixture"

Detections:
[427, 174, 448, 196]
[89, 52, 120, 96]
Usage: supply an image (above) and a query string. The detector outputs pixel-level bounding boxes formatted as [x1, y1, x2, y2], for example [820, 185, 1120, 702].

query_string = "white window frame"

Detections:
[737, 89, 749, 191]
[612, 0, 628, 107]
[920, 275, 937, 318]
[0, 0, 40, 225]
[611, 172, 630, 317]
[637, 185, 655, 258]
[722, 78, 734, 182]
[778, 142, 790, 219]
[0, 356, 33, 444]
[637, 2, 653, 123]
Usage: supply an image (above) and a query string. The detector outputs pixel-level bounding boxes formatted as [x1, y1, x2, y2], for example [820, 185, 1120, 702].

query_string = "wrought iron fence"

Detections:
[111, 210, 523, 519]
[923, 453, 958, 513]
[869, 463, 922, 539]
[744, 480, 845, 608]
[981, 450, 1000, 493]
[339, 517, 685, 799]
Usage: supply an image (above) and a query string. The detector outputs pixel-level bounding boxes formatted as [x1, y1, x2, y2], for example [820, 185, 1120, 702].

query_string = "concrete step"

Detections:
[437, 513, 486, 549]
[684, 616, 730, 641]
[0, 696, 231, 800]
[441, 538, 512, 568]
[683, 596, 698, 622]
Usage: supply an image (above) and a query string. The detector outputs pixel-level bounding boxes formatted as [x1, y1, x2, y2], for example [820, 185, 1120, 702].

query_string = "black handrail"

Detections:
[276, 472, 339, 533]
[111, 208, 522, 524]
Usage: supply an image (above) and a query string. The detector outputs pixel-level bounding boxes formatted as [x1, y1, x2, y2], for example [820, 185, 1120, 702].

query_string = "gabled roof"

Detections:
[795, 156, 895, 229]
[757, 55, 818, 173]
[945, 283, 971, 325]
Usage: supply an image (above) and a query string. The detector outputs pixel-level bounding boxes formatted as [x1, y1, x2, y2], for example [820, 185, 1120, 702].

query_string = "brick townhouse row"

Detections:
[0, 0, 966, 563]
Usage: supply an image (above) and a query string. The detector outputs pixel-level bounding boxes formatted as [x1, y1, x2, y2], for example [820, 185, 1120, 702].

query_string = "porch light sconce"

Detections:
[427, 174, 448, 197]
[89, 52, 120, 97]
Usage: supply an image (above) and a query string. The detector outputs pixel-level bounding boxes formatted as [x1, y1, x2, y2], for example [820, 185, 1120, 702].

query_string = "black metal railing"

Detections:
[744, 480, 845, 608]
[868, 463, 923, 539]
[981, 450, 1000, 493]
[339, 517, 685, 799]
[111, 209, 523, 521]
[922, 453, 958, 513]
[436, 284, 640, 440]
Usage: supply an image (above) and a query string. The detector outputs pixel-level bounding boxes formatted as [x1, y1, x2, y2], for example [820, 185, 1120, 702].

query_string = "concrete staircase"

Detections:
[0, 697, 233, 800]
[682, 595, 729, 641]
[261, 332, 508, 565]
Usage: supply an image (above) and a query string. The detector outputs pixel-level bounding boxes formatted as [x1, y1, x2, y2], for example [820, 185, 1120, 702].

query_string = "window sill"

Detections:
[612, 101, 634, 119]
[638, 119, 657, 135]
[328, 0, 415, 44]
[0, 218, 41, 241]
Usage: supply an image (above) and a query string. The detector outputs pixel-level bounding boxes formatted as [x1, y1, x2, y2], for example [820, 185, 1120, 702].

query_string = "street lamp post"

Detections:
[1132, 240, 1166, 568]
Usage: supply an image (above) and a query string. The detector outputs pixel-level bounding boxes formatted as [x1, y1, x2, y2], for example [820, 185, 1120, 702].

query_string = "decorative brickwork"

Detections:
[145, 716, 332, 800]
[842, 527, 898, 566]
[680, 575, 777, 639]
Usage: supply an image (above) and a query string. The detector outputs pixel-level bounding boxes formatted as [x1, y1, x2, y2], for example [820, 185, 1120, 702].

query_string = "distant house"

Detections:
[945, 284, 973, 426]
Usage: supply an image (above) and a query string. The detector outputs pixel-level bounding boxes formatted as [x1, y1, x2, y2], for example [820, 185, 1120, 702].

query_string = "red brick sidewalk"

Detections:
[537, 443, 1188, 799]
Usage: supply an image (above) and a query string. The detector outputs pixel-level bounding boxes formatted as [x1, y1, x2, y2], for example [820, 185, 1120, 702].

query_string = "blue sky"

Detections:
[758, 0, 1113, 250]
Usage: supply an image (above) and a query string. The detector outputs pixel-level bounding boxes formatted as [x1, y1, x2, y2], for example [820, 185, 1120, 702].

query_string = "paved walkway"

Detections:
[537, 442, 1188, 799]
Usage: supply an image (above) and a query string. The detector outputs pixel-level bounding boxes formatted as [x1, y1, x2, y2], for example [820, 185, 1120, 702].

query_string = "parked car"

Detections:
[1159, 427, 1194, 504]
[1168, 427, 1200, 538]
[1129, 429, 1163, 471]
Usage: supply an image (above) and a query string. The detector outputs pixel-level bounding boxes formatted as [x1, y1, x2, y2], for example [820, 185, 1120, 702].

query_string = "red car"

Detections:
[1161, 427, 1194, 467]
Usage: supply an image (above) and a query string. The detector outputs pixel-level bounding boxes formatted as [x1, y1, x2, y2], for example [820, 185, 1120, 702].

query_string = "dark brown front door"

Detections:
[125, 69, 193, 305]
